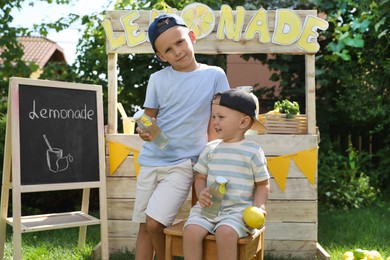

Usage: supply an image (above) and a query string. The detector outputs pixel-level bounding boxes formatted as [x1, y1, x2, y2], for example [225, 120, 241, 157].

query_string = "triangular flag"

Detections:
[108, 141, 132, 175]
[292, 147, 318, 185]
[266, 155, 291, 192]
[127, 147, 140, 178]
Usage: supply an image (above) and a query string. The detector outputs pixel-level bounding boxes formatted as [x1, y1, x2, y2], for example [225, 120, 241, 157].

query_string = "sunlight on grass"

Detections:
[3, 225, 100, 260]
[318, 201, 390, 259]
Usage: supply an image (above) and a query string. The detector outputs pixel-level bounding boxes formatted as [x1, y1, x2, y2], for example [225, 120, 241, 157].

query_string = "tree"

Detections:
[0, 0, 78, 175]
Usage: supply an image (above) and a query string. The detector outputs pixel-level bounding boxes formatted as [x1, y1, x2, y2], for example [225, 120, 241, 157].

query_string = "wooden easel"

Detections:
[0, 78, 109, 259]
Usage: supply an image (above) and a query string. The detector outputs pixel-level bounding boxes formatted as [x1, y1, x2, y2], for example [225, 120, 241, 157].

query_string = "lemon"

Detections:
[181, 3, 215, 39]
[368, 250, 383, 260]
[354, 249, 366, 260]
[344, 251, 354, 259]
[243, 206, 264, 229]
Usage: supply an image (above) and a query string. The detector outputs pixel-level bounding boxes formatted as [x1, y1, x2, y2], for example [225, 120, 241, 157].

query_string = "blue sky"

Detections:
[11, 0, 115, 64]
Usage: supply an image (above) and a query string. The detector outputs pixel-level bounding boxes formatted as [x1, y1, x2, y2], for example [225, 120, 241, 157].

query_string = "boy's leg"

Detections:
[183, 224, 209, 260]
[132, 165, 159, 260]
[215, 225, 239, 260]
[135, 223, 154, 260]
[146, 216, 166, 260]
[145, 160, 193, 259]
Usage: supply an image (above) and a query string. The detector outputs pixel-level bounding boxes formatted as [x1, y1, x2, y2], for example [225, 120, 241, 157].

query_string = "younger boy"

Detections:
[132, 13, 230, 260]
[183, 89, 270, 260]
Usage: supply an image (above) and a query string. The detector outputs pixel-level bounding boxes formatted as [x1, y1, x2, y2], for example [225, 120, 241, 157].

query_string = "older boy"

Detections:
[183, 89, 270, 260]
[132, 13, 230, 260]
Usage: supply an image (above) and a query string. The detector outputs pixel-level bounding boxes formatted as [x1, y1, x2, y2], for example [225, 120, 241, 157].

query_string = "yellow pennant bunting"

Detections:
[108, 141, 140, 177]
[266, 155, 291, 192]
[108, 141, 131, 175]
[132, 149, 140, 178]
[292, 147, 317, 185]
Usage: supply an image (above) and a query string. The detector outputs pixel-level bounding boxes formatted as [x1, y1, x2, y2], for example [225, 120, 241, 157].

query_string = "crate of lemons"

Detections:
[343, 248, 389, 260]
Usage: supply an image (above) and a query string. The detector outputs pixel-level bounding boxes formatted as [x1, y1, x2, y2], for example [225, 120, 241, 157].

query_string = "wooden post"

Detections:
[78, 188, 90, 248]
[0, 109, 12, 259]
[305, 54, 316, 134]
[107, 53, 118, 134]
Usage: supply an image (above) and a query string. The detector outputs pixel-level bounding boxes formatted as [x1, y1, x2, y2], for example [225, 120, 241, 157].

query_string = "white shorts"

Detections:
[132, 159, 193, 226]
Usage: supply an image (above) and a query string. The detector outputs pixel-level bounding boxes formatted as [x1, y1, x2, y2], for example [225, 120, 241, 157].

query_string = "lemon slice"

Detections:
[181, 3, 215, 39]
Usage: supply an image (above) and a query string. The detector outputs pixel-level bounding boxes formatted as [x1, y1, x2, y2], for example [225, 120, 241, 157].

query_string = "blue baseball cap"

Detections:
[148, 13, 188, 53]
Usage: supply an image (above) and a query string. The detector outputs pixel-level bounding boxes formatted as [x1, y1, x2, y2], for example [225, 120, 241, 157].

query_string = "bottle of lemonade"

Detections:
[201, 176, 229, 219]
[133, 110, 168, 149]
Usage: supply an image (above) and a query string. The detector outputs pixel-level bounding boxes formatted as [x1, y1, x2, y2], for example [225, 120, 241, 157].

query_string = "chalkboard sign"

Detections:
[2, 78, 109, 259]
[13, 79, 104, 185]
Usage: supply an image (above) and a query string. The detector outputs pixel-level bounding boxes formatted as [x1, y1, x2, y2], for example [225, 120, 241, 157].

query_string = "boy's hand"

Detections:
[136, 127, 152, 142]
[198, 187, 212, 208]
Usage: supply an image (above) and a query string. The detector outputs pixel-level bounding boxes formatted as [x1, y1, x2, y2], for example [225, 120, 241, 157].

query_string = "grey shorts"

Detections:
[184, 203, 251, 238]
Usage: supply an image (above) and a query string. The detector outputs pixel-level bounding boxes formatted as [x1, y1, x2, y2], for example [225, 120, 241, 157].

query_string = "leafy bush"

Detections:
[318, 144, 379, 209]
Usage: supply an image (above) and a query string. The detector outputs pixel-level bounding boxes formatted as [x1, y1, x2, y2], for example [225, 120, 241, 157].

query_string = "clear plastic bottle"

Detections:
[201, 176, 229, 219]
[237, 86, 260, 135]
[133, 110, 168, 149]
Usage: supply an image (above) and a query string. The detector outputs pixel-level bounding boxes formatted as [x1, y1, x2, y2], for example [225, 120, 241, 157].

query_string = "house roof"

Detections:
[0, 36, 66, 69]
[16, 36, 67, 68]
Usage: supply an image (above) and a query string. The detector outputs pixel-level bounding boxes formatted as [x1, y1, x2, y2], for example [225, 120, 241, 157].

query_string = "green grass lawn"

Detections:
[318, 201, 390, 259]
[1, 201, 389, 259]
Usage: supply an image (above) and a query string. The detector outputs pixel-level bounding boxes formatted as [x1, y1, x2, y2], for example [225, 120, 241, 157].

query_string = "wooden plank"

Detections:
[107, 198, 191, 220]
[108, 134, 319, 156]
[245, 134, 318, 155]
[6, 212, 100, 233]
[105, 10, 316, 32]
[269, 178, 317, 200]
[106, 177, 136, 199]
[106, 134, 143, 151]
[110, 37, 308, 55]
[265, 240, 316, 251]
[108, 220, 139, 237]
[317, 242, 331, 260]
[266, 249, 316, 260]
[107, 199, 134, 220]
[264, 222, 317, 241]
[265, 200, 317, 222]
[106, 156, 137, 177]
[108, 237, 136, 254]
[105, 10, 317, 55]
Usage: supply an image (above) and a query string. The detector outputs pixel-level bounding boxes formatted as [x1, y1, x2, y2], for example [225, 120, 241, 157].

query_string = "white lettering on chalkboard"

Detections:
[29, 100, 95, 120]
[43, 134, 74, 173]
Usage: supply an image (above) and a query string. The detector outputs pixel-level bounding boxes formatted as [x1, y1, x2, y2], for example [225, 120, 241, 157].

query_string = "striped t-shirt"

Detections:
[194, 139, 270, 214]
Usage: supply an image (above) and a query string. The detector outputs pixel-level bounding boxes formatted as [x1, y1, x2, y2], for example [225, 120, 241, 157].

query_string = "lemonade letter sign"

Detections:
[103, 3, 328, 54]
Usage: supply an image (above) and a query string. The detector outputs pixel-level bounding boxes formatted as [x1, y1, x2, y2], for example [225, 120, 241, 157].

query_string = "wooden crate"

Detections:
[259, 114, 307, 134]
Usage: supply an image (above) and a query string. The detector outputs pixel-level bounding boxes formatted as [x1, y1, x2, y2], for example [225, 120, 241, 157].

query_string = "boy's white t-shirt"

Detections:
[138, 64, 230, 166]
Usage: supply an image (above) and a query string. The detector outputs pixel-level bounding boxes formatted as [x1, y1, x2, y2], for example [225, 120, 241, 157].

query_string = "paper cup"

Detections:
[122, 117, 135, 134]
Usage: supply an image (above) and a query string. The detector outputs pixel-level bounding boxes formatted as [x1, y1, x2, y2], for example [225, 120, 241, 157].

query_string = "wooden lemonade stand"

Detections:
[102, 4, 329, 259]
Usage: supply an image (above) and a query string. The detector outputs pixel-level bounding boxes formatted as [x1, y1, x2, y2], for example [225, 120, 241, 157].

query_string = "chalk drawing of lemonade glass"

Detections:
[43, 134, 73, 173]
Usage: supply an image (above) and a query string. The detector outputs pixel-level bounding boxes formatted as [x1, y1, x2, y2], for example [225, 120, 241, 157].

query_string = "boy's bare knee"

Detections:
[145, 216, 164, 234]
[215, 225, 238, 238]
